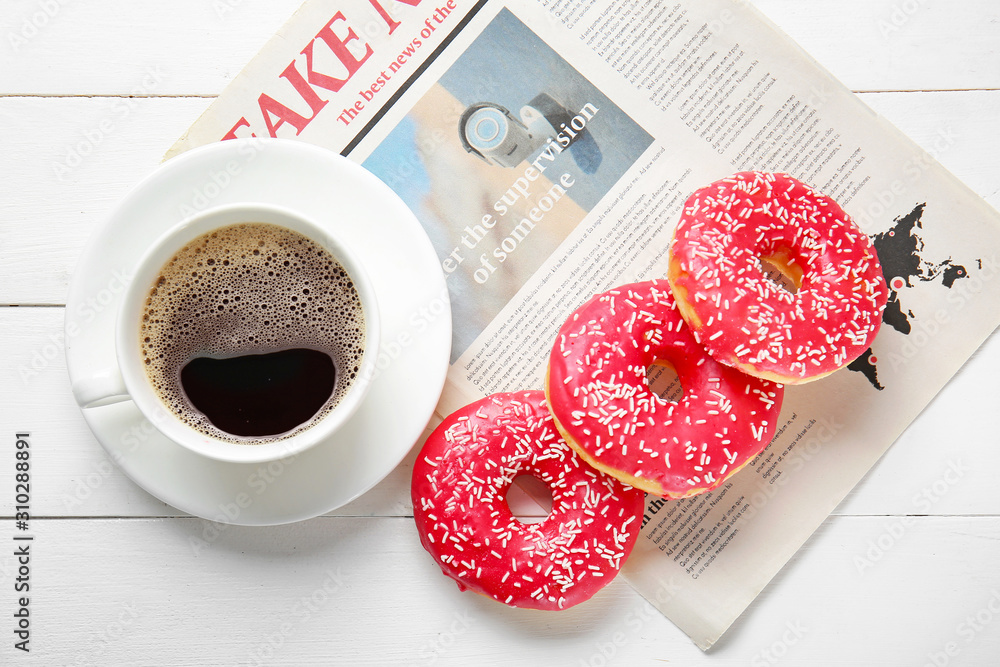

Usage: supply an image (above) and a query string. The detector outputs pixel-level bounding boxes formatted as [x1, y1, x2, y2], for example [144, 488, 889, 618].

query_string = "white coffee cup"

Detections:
[71, 202, 380, 464]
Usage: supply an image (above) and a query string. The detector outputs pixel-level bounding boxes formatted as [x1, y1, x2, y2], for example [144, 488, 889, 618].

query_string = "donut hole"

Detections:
[507, 474, 554, 524]
[759, 249, 803, 294]
[645, 360, 684, 403]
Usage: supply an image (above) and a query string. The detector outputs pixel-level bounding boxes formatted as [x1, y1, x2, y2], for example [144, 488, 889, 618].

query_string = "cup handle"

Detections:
[73, 367, 130, 409]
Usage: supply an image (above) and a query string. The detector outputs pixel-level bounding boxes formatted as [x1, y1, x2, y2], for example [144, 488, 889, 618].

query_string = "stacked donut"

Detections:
[667, 171, 888, 384]
[545, 279, 784, 499]
[412, 172, 888, 609]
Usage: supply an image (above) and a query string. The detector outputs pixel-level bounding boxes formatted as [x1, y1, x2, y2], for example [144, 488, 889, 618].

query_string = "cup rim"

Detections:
[115, 202, 380, 464]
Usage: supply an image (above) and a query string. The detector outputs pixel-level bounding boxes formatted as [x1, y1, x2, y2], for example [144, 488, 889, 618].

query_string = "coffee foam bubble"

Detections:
[139, 222, 366, 443]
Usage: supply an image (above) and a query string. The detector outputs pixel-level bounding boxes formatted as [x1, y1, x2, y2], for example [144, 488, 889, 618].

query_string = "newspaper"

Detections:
[168, 0, 1000, 649]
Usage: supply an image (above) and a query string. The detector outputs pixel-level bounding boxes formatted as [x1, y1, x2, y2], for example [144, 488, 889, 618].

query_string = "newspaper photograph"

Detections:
[361, 8, 654, 362]
[167, 0, 1000, 649]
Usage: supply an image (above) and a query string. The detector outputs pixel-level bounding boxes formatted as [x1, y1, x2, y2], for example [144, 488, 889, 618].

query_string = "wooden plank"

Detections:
[0, 0, 1000, 95]
[3, 306, 1000, 519]
[0, 96, 214, 305]
[0, 1, 996, 95]
[752, 0, 1000, 91]
[0, 515, 995, 664]
[0, 0, 303, 96]
[2, 90, 998, 305]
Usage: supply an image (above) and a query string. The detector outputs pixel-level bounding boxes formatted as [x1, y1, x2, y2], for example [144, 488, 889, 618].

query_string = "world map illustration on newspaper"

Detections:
[849, 204, 975, 390]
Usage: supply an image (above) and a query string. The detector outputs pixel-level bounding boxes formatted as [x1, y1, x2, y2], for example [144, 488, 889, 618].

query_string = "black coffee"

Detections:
[139, 223, 366, 443]
[180, 348, 335, 438]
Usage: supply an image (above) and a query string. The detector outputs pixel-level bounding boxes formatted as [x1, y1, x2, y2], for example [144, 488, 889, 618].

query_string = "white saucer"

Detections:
[65, 139, 451, 525]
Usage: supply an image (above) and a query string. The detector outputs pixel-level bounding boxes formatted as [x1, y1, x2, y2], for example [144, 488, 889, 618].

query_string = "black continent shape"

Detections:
[847, 348, 883, 391]
[850, 203, 972, 390]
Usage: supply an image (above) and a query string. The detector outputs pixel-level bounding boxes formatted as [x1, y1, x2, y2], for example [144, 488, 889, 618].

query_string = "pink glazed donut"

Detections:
[546, 280, 783, 498]
[411, 390, 644, 610]
[668, 172, 888, 383]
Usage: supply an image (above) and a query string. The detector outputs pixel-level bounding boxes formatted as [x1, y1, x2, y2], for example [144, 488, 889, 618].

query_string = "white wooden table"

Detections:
[2, 1, 1000, 664]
